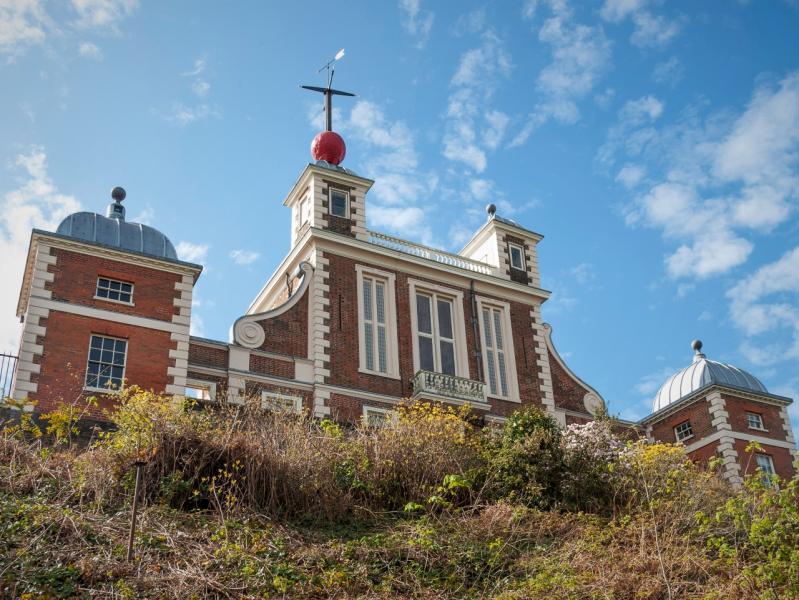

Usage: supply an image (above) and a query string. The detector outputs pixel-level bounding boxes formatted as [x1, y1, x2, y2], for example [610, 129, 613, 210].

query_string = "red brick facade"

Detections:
[649, 399, 713, 444]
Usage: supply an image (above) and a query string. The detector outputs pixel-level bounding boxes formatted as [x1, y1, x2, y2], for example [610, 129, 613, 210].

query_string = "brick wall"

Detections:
[243, 381, 313, 413]
[649, 398, 714, 444]
[188, 343, 228, 368]
[328, 392, 395, 423]
[549, 353, 591, 415]
[253, 292, 308, 357]
[249, 354, 294, 379]
[48, 248, 181, 321]
[186, 370, 228, 402]
[722, 394, 787, 440]
[34, 311, 173, 418]
[687, 439, 720, 467]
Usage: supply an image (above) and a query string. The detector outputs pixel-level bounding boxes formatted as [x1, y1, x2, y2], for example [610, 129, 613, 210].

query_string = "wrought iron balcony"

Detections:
[368, 231, 493, 276]
[411, 370, 486, 405]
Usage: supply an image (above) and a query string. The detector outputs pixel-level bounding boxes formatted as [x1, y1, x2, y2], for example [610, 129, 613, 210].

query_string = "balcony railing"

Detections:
[411, 370, 486, 404]
[0, 352, 18, 400]
[368, 231, 493, 276]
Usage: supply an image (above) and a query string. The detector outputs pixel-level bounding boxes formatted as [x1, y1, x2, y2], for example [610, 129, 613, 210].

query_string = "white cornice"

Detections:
[282, 163, 375, 208]
[460, 217, 544, 255]
[684, 429, 796, 453]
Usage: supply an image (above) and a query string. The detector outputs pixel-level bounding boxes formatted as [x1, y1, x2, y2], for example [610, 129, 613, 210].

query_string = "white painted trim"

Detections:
[316, 383, 403, 405]
[261, 390, 303, 414]
[507, 242, 525, 270]
[355, 264, 400, 379]
[93, 295, 135, 306]
[184, 378, 217, 402]
[28, 297, 184, 333]
[328, 187, 350, 218]
[362, 405, 397, 427]
[475, 296, 520, 403]
[231, 261, 313, 348]
[407, 278, 470, 379]
[529, 306, 557, 419]
[684, 429, 796, 453]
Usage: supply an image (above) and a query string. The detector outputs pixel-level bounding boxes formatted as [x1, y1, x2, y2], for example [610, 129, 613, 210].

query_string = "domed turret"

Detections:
[652, 340, 768, 412]
[55, 187, 179, 261]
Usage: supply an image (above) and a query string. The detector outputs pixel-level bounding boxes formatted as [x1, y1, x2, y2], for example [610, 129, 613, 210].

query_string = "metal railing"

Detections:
[368, 231, 494, 275]
[0, 352, 18, 400]
[411, 370, 486, 403]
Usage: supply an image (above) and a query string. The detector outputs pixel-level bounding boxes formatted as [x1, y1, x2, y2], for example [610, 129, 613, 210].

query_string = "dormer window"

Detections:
[329, 189, 349, 218]
[508, 243, 525, 270]
[95, 277, 133, 304]
[674, 420, 693, 442]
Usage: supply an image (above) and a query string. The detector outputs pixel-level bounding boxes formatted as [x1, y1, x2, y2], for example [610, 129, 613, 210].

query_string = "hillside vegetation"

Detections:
[1, 389, 797, 599]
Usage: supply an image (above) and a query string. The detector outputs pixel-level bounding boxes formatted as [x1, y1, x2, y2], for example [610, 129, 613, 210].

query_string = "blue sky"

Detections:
[1, 0, 798, 426]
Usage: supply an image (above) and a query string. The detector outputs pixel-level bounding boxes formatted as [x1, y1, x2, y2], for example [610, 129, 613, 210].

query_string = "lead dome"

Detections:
[652, 340, 768, 413]
[55, 187, 179, 261]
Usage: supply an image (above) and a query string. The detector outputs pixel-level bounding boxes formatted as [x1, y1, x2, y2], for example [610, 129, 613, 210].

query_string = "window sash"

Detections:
[747, 412, 764, 429]
[330, 189, 348, 218]
[85, 334, 127, 390]
[415, 292, 456, 375]
[482, 306, 509, 397]
[96, 277, 133, 303]
[674, 421, 693, 441]
[508, 243, 525, 270]
[362, 276, 389, 374]
[755, 454, 775, 475]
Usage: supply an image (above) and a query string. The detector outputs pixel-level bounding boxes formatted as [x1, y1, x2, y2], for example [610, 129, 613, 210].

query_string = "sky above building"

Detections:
[1, 0, 798, 426]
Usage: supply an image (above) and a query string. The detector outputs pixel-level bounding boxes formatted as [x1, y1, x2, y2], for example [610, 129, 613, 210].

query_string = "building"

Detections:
[6, 105, 797, 483]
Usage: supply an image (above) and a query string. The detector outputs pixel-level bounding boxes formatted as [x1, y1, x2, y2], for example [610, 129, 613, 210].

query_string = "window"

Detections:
[756, 454, 776, 476]
[185, 380, 216, 402]
[416, 292, 457, 375]
[329, 189, 349, 218]
[508, 243, 525, 270]
[482, 306, 509, 397]
[747, 412, 765, 430]
[296, 194, 311, 229]
[409, 280, 469, 379]
[674, 420, 693, 442]
[95, 277, 133, 304]
[357, 266, 399, 378]
[261, 391, 303, 414]
[85, 334, 127, 390]
[363, 406, 395, 428]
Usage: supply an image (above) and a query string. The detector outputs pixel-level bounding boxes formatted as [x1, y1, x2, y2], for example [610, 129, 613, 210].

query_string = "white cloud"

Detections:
[652, 57, 683, 86]
[176, 241, 209, 263]
[369, 205, 431, 243]
[600, 0, 680, 48]
[512, 3, 611, 146]
[190, 312, 205, 337]
[78, 40, 101, 59]
[398, 0, 433, 48]
[71, 0, 138, 29]
[163, 103, 218, 126]
[0, 147, 81, 351]
[727, 247, 799, 365]
[608, 73, 799, 280]
[191, 79, 210, 97]
[229, 249, 260, 265]
[0, 0, 49, 57]
[570, 262, 596, 285]
[443, 30, 511, 172]
[182, 57, 206, 77]
[616, 164, 646, 188]
[129, 203, 154, 224]
[633, 366, 675, 396]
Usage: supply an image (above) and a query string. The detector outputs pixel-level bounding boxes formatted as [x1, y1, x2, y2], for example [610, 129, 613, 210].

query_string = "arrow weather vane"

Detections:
[301, 48, 355, 131]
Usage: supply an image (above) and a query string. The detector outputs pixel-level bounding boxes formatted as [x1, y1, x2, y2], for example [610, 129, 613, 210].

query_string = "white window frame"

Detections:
[508, 242, 526, 271]
[674, 420, 694, 442]
[746, 412, 766, 431]
[476, 297, 520, 402]
[185, 379, 217, 402]
[755, 453, 775, 476]
[408, 279, 470, 379]
[362, 405, 396, 428]
[356, 265, 400, 379]
[84, 333, 128, 393]
[296, 193, 311, 228]
[329, 188, 349, 218]
[261, 391, 303, 414]
[94, 276, 134, 306]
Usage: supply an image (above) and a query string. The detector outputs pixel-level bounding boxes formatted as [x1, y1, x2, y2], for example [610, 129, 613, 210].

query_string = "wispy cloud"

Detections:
[398, 0, 434, 48]
[600, 0, 681, 48]
[160, 57, 218, 125]
[728, 246, 799, 366]
[176, 241, 209, 263]
[78, 40, 101, 60]
[652, 57, 684, 86]
[71, 0, 139, 29]
[0, 147, 81, 350]
[512, 1, 612, 146]
[603, 71, 799, 280]
[229, 249, 260, 265]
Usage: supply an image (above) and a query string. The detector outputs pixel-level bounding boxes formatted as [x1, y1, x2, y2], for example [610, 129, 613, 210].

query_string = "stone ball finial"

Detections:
[691, 339, 703, 353]
[111, 186, 126, 202]
[486, 203, 497, 219]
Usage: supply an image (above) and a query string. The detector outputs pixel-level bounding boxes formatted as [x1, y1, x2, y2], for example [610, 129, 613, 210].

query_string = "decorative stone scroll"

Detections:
[230, 261, 313, 349]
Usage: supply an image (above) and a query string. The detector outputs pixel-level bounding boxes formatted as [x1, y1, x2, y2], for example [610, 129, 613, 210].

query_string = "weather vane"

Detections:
[301, 48, 355, 132]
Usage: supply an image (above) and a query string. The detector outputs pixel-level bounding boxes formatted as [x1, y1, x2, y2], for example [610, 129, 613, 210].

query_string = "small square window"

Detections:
[185, 380, 216, 402]
[508, 243, 525, 270]
[746, 412, 765, 430]
[96, 277, 133, 304]
[674, 420, 693, 442]
[330, 189, 349, 218]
